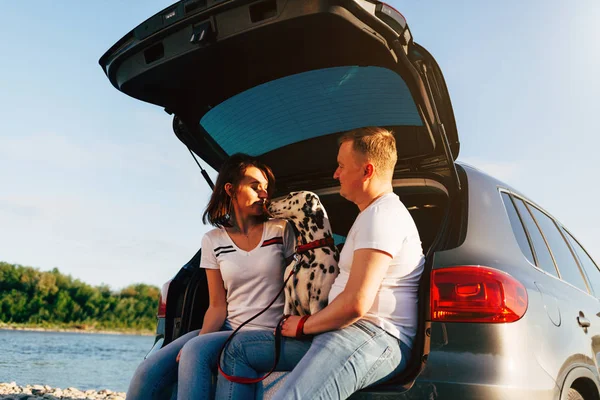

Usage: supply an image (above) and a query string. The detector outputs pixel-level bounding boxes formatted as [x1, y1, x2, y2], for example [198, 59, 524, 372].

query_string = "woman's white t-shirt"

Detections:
[200, 218, 296, 330]
[328, 193, 425, 348]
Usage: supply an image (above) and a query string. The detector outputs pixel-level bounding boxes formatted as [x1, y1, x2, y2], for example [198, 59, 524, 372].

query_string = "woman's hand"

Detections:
[176, 331, 203, 363]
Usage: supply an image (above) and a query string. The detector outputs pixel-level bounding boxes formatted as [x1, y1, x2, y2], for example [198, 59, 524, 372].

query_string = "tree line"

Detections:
[0, 262, 160, 332]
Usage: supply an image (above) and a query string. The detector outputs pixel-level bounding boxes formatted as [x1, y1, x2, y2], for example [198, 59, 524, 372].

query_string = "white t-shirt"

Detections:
[200, 218, 296, 330]
[328, 193, 425, 348]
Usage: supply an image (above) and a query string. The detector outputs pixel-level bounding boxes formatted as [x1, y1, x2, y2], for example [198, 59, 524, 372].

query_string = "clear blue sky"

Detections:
[1, 1, 598, 290]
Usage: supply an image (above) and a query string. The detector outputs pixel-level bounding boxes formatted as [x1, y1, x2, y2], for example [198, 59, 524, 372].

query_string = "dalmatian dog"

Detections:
[269, 191, 340, 316]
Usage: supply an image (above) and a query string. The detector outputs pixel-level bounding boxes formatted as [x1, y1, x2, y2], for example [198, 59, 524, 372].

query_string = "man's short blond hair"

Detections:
[338, 127, 397, 178]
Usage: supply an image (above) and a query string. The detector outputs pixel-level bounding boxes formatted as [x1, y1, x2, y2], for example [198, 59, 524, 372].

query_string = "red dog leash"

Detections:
[217, 267, 297, 384]
[218, 237, 334, 384]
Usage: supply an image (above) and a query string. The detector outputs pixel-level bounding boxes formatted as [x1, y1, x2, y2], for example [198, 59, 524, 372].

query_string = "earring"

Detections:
[224, 197, 234, 227]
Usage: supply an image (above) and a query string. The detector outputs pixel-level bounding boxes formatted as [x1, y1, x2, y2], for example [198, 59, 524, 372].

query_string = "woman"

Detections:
[126, 153, 296, 400]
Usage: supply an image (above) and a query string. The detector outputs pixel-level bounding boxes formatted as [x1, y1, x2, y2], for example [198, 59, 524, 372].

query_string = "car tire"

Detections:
[567, 387, 585, 400]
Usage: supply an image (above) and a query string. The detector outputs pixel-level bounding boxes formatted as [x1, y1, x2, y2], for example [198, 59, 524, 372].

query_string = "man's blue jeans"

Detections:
[217, 319, 410, 400]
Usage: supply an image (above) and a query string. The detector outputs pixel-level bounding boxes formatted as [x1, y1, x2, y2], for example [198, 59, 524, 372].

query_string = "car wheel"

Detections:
[567, 387, 585, 400]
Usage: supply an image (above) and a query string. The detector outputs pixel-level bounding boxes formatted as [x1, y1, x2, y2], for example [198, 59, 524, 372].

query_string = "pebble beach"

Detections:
[0, 382, 126, 400]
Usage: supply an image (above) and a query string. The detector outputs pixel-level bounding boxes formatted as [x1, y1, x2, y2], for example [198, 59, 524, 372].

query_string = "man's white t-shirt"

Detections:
[328, 193, 425, 348]
[200, 218, 296, 330]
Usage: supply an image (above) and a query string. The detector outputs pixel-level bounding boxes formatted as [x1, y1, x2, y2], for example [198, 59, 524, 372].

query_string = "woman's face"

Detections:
[228, 166, 269, 217]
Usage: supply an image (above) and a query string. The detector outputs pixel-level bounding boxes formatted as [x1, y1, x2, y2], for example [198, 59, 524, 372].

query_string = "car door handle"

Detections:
[578, 316, 591, 328]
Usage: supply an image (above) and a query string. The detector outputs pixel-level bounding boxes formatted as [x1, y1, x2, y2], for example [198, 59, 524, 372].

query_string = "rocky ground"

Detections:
[0, 383, 125, 400]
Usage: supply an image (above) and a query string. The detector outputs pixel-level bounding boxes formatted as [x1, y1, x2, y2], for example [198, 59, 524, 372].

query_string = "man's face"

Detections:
[333, 141, 365, 202]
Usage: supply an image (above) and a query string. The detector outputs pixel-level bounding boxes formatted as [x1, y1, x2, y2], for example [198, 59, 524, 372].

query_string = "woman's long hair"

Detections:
[202, 153, 276, 228]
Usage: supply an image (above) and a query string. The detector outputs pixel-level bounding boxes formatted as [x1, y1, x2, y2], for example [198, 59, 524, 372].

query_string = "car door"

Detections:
[562, 229, 600, 378]
[523, 199, 600, 383]
[510, 195, 599, 383]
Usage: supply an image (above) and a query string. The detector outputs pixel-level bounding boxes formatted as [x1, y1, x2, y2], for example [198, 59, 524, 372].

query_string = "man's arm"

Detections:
[280, 248, 391, 336]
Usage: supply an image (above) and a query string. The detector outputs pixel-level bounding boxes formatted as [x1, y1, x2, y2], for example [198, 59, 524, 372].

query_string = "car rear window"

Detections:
[500, 192, 535, 265]
[512, 198, 559, 277]
[200, 66, 423, 156]
[528, 206, 589, 292]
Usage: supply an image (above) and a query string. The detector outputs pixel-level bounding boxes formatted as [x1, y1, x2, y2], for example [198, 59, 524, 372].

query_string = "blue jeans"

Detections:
[217, 320, 410, 400]
[126, 328, 233, 400]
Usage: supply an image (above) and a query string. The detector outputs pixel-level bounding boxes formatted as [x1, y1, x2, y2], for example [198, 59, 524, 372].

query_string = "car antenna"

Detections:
[187, 146, 215, 191]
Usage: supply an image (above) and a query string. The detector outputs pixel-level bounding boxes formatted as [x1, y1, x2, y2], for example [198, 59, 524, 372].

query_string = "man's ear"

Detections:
[363, 163, 374, 179]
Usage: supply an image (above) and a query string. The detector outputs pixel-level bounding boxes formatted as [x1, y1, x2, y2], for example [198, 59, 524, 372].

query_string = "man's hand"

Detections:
[280, 315, 303, 337]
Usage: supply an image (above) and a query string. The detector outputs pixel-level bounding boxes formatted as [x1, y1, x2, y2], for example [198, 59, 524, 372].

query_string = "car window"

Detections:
[500, 192, 535, 265]
[528, 206, 589, 293]
[513, 198, 558, 277]
[200, 66, 423, 156]
[564, 230, 600, 297]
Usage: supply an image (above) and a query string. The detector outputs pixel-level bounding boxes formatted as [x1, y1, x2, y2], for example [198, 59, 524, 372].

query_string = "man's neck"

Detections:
[355, 183, 393, 212]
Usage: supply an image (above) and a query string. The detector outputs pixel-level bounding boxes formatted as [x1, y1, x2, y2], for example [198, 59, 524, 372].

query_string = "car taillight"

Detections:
[157, 279, 172, 318]
[431, 266, 528, 323]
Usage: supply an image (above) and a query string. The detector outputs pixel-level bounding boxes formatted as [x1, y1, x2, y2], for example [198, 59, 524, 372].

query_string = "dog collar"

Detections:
[296, 237, 335, 254]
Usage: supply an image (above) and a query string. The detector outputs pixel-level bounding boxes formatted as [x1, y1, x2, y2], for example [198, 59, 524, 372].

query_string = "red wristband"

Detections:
[296, 315, 310, 338]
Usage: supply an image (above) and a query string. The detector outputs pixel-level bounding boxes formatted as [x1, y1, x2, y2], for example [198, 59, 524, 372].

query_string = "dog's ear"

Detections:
[304, 192, 318, 210]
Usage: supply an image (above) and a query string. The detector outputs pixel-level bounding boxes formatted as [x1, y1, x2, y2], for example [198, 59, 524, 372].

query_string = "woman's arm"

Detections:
[176, 268, 228, 362]
[199, 269, 228, 334]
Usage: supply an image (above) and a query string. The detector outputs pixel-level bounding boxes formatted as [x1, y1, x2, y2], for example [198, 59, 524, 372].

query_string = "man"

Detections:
[217, 127, 425, 400]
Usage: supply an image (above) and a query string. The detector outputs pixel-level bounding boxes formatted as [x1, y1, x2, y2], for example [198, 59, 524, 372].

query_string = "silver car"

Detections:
[100, 1, 600, 398]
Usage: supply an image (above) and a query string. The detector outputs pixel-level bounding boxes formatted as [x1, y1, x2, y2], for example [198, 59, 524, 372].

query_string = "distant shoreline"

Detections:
[0, 323, 154, 336]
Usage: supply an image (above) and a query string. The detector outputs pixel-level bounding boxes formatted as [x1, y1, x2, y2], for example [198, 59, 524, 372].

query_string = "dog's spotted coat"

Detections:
[269, 191, 340, 316]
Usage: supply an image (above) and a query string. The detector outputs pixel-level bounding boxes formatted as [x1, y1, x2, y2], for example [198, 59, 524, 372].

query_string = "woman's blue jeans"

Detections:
[126, 328, 234, 400]
[217, 319, 410, 400]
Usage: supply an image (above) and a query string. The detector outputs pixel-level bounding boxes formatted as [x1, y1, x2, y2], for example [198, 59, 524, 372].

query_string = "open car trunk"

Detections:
[100, 0, 461, 186]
